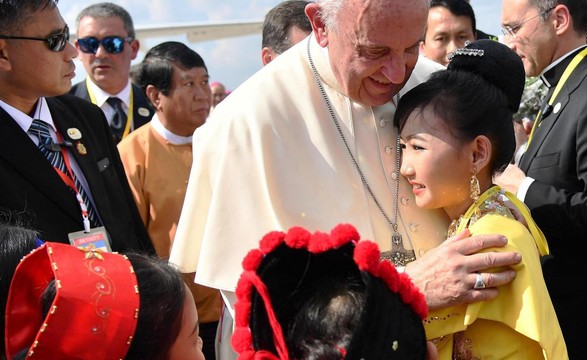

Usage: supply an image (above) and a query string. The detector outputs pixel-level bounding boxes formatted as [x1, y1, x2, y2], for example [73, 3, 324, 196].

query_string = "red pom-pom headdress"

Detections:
[5, 243, 140, 359]
[232, 223, 428, 359]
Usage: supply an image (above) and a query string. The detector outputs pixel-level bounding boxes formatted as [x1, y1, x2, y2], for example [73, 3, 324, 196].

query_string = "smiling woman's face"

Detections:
[399, 106, 473, 220]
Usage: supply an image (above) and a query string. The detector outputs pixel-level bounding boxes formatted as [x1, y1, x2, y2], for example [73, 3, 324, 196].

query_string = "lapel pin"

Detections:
[76, 142, 87, 155]
[553, 102, 562, 114]
[138, 107, 151, 117]
[67, 128, 82, 140]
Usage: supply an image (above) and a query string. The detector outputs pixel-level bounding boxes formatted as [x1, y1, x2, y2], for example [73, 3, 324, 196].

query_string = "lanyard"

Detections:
[85, 77, 134, 139]
[53, 131, 92, 232]
[527, 47, 587, 146]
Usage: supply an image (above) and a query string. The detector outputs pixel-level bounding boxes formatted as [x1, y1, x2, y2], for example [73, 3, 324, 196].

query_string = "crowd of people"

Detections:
[1, 0, 585, 358]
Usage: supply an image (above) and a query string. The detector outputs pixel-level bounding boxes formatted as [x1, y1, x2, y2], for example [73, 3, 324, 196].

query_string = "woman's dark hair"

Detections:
[0, 218, 39, 360]
[394, 40, 525, 175]
[34, 253, 186, 360]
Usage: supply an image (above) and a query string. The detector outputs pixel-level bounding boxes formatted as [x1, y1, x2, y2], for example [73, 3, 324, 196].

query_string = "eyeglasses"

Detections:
[77, 36, 134, 54]
[0, 25, 69, 52]
[501, 7, 554, 38]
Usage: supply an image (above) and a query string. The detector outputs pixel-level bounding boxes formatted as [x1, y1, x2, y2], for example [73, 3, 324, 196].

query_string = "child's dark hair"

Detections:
[0, 218, 39, 360]
[125, 253, 186, 359]
[239, 226, 429, 360]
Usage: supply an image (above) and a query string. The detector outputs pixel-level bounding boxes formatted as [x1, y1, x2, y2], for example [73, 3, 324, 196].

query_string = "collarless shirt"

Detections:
[150, 113, 193, 145]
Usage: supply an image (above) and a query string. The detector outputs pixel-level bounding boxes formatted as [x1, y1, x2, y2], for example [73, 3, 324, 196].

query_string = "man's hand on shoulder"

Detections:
[404, 229, 521, 310]
[494, 164, 526, 194]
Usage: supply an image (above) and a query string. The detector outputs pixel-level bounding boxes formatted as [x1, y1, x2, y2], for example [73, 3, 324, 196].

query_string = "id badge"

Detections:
[68, 226, 112, 252]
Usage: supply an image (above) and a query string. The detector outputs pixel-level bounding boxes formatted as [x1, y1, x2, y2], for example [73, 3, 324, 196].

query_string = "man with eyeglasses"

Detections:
[0, 0, 154, 255]
[70, 2, 152, 144]
[495, 0, 587, 356]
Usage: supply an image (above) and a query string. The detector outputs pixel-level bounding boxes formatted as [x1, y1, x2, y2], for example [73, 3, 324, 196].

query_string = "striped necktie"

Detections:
[28, 119, 101, 227]
[106, 97, 127, 143]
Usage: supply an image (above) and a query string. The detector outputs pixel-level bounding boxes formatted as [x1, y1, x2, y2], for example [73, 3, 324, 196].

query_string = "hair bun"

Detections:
[448, 39, 525, 113]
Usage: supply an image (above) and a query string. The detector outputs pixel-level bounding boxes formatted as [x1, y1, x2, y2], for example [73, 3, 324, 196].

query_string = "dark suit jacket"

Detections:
[475, 29, 498, 41]
[70, 80, 152, 133]
[519, 47, 587, 356]
[0, 94, 154, 254]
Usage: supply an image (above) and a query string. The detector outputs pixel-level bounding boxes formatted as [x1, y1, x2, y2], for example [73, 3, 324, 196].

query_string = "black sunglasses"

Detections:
[77, 36, 133, 54]
[0, 25, 69, 52]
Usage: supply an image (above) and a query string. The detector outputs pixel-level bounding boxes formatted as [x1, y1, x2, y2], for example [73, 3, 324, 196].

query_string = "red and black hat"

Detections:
[5, 242, 139, 360]
[232, 223, 428, 360]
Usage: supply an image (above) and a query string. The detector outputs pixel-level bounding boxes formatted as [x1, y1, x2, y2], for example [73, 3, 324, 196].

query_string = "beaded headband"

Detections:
[5, 243, 140, 359]
[231, 223, 428, 359]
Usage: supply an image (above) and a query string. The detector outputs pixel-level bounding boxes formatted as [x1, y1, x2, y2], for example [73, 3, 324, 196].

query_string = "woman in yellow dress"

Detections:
[394, 40, 567, 359]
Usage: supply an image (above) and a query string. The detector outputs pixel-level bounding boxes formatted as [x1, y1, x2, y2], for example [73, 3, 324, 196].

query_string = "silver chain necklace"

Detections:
[306, 40, 415, 266]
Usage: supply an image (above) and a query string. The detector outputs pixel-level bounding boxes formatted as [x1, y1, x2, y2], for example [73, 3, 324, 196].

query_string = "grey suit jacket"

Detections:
[519, 47, 587, 357]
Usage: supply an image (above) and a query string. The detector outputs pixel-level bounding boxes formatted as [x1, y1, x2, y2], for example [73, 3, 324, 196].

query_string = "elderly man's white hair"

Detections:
[315, 0, 429, 33]
[315, 0, 345, 31]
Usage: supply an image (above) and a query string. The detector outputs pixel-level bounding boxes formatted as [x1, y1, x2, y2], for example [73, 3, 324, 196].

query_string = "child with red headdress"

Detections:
[232, 223, 437, 360]
[5, 242, 205, 360]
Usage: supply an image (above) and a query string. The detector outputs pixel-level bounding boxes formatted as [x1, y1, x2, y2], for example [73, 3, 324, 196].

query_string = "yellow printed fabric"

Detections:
[425, 186, 567, 359]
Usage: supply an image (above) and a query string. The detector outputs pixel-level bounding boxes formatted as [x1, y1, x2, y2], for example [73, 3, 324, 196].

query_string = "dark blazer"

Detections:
[0, 94, 154, 254]
[519, 47, 587, 357]
[475, 29, 498, 41]
[70, 81, 152, 132]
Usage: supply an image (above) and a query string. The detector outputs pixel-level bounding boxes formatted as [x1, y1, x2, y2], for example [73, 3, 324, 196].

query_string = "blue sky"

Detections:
[59, 0, 503, 91]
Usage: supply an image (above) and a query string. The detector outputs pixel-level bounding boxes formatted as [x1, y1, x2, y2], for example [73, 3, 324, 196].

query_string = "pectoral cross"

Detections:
[380, 233, 416, 266]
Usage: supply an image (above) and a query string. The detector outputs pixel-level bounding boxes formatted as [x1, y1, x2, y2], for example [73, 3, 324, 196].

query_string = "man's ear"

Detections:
[130, 39, 140, 60]
[552, 4, 572, 36]
[305, 2, 329, 47]
[419, 41, 426, 57]
[0, 40, 12, 71]
[145, 84, 161, 110]
[261, 47, 276, 66]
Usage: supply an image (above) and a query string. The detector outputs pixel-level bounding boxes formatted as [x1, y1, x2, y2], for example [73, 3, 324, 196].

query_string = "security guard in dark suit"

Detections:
[0, 1, 154, 255]
[69, 3, 152, 144]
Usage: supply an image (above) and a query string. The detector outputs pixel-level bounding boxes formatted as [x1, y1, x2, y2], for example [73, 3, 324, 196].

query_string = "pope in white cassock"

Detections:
[169, 0, 520, 358]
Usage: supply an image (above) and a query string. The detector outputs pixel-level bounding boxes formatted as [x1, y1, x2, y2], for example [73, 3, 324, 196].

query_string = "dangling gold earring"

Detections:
[470, 165, 480, 201]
